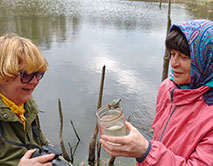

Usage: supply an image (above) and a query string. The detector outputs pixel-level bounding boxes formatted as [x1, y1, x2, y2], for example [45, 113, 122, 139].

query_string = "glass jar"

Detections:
[96, 104, 126, 137]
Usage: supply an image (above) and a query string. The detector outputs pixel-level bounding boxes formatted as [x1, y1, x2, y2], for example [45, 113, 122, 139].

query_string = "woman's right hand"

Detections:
[18, 149, 55, 166]
[99, 121, 149, 159]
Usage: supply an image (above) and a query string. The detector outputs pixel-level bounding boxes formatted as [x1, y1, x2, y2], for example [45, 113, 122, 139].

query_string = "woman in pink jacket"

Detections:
[99, 19, 213, 165]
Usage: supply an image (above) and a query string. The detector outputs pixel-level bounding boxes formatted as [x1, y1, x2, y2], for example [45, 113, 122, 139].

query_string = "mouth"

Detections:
[22, 88, 33, 93]
[173, 71, 183, 77]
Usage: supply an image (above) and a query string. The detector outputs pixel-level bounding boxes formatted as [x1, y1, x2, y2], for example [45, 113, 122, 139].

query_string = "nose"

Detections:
[29, 75, 39, 84]
[170, 55, 180, 68]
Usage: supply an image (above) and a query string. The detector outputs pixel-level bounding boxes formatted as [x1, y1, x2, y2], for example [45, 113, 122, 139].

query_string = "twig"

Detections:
[109, 157, 116, 166]
[70, 120, 80, 142]
[96, 142, 101, 166]
[68, 142, 73, 164]
[69, 120, 80, 157]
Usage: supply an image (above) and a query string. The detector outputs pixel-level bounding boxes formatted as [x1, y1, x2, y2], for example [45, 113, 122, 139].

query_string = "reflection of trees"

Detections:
[0, 0, 81, 49]
[14, 16, 67, 49]
[186, 3, 213, 20]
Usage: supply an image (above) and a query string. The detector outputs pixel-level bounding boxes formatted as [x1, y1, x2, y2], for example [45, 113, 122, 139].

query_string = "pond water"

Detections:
[0, 0, 212, 164]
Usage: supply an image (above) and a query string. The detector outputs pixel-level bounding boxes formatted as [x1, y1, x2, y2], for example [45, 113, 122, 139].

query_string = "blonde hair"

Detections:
[0, 34, 48, 83]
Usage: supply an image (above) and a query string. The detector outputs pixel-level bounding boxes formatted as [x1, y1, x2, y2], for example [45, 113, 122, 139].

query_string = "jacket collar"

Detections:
[0, 97, 39, 123]
[168, 80, 211, 106]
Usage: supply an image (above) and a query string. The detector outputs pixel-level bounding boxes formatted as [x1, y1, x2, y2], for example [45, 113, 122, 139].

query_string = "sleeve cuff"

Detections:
[136, 140, 152, 163]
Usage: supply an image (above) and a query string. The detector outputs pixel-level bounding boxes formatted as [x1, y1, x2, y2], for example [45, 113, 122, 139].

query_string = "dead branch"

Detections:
[70, 120, 80, 156]
[68, 142, 73, 164]
[70, 120, 80, 142]
[109, 157, 116, 166]
[58, 98, 71, 162]
[96, 141, 101, 166]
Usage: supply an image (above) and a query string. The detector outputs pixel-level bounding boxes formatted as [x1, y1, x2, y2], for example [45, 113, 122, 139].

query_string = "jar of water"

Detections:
[96, 99, 127, 137]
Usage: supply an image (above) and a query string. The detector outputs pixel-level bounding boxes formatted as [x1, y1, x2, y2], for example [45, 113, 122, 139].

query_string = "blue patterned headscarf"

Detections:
[169, 20, 213, 105]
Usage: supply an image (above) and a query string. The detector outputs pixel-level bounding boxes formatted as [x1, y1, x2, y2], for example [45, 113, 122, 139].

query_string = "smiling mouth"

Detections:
[173, 71, 182, 76]
[22, 88, 32, 92]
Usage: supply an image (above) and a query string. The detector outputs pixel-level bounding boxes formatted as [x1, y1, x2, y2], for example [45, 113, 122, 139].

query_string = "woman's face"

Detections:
[170, 49, 191, 85]
[0, 74, 39, 105]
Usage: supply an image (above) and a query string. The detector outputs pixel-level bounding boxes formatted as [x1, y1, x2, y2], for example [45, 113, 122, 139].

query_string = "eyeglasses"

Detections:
[20, 72, 45, 83]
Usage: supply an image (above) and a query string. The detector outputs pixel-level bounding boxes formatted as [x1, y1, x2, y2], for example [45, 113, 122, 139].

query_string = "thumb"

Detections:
[23, 149, 36, 159]
[125, 121, 135, 132]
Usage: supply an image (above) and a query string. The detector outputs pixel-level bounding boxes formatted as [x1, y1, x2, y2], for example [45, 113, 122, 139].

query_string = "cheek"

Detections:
[185, 66, 191, 76]
[184, 62, 191, 82]
[183, 60, 191, 73]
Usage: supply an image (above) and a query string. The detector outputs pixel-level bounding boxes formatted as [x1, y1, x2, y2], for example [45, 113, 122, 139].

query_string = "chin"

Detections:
[22, 96, 32, 103]
[174, 79, 190, 85]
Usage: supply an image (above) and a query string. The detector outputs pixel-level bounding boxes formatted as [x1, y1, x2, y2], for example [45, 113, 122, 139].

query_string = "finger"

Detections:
[100, 122, 136, 145]
[42, 162, 53, 166]
[22, 149, 36, 159]
[101, 143, 119, 157]
[100, 135, 125, 145]
[32, 153, 55, 163]
[101, 142, 129, 157]
[100, 138, 127, 154]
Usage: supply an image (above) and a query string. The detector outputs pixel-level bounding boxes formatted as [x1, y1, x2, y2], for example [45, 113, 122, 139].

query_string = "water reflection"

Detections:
[0, 0, 81, 48]
[0, 0, 211, 48]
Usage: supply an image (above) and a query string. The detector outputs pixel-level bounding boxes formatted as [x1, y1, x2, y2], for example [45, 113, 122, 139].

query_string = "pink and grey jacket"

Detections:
[137, 78, 213, 165]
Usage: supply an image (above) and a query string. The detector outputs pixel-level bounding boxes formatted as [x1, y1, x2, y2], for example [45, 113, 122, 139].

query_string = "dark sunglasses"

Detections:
[20, 72, 45, 83]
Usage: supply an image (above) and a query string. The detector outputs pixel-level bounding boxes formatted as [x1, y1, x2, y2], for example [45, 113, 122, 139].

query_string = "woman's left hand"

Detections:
[99, 121, 149, 159]
[18, 149, 55, 166]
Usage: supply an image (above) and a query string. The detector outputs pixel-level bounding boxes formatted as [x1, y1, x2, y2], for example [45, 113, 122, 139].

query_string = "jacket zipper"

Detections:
[159, 88, 177, 142]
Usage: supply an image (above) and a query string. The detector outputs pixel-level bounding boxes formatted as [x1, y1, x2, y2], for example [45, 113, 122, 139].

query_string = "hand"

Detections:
[18, 149, 55, 166]
[99, 121, 149, 159]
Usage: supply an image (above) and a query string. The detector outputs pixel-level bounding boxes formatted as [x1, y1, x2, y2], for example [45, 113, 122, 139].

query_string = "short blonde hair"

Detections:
[0, 34, 48, 83]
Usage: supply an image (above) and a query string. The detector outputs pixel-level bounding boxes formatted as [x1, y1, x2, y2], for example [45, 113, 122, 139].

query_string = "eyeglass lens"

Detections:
[20, 72, 44, 83]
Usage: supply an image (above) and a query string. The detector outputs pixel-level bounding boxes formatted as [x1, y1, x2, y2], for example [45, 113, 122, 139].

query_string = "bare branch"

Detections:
[70, 120, 80, 142]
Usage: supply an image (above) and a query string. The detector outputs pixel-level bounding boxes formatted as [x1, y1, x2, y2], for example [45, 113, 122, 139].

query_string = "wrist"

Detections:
[136, 140, 152, 163]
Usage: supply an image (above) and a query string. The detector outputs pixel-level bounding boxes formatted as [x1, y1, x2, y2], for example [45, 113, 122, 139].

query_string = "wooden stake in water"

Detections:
[88, 65, 106, 166]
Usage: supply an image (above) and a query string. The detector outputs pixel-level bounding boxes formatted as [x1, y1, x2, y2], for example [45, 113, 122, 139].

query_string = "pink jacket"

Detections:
[138, 78, 213, 166]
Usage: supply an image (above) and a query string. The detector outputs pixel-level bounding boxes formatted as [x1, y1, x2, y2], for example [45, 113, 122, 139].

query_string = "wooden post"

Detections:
[162, 0, 171, 81]
[88, 65, 106, 165]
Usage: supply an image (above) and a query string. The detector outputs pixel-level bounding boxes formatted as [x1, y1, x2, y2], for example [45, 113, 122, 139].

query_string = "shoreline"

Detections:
[172, 0, 213, 5]
[133, 0, 213, 7]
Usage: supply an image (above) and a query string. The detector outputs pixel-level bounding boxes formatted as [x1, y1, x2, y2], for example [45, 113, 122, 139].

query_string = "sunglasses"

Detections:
[20, 72, 45, 83]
